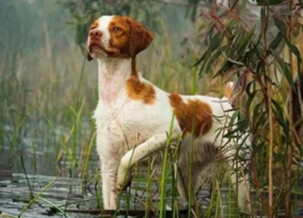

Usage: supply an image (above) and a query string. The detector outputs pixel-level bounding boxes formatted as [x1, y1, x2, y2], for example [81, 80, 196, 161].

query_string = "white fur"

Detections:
[90, 16, 251, 213]
[96, 16, 113, 50]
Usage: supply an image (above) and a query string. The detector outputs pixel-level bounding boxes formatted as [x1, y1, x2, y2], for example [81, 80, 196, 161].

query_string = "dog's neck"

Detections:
[97, 57, 133, 104]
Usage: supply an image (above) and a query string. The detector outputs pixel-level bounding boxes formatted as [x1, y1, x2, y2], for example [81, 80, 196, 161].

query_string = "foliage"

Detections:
[1, 0, 303, 217]
[61, 0, 303, 216]
[60, 0, 161, 49]
[195, 1, 303, 216]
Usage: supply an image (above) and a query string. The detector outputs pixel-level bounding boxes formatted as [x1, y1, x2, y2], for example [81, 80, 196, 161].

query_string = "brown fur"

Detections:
[122, 16, 153, 58]
[108, 17, 131, 58]
[90, 20, 99, 30]
[87, 16, 153, 61]
[101, 16, 154, 59]
[126, 75, 156, 104]
[169, 93, 213, 137]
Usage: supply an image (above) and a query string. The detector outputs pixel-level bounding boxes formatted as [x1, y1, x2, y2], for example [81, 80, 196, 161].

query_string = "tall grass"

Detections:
[1, 0, 303, 217]
[193, 1, 303, 217]
[0, 2, 205, 216]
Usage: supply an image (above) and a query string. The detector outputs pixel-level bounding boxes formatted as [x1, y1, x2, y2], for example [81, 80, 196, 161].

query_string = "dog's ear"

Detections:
[87, 52, 93, 61]
[123, 16, 153, 58]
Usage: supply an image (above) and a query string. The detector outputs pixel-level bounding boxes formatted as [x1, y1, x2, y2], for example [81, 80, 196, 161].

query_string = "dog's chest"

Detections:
[94, 99, 172, 149]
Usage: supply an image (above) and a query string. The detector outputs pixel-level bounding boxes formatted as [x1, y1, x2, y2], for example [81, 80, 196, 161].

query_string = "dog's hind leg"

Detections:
[229, 162, 251, 215]
[177, 152, 214, 209]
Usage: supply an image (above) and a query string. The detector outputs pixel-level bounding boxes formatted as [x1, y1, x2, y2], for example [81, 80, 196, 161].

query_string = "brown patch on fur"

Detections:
[122, 16, 153, 58]
[169, 93, 213, 137]
[126, 75, 156, 104]
[131, 58, 137, 76]
[108, 16, 131, 58]
[90, 20, 99, 30]
[106, 16, 153, 58]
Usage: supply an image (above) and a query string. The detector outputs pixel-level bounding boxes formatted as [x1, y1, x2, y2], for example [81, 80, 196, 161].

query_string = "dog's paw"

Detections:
[115, 184, 122, 193]
[116, 172, 132, 192]
[122, 174, 132, 190]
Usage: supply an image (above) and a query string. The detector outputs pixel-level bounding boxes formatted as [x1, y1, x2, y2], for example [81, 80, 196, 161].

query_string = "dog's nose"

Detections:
[89, 30, 102, 39]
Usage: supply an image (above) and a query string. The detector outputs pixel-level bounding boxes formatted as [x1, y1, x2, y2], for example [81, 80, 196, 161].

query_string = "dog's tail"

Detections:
[224, 82, 234, 99]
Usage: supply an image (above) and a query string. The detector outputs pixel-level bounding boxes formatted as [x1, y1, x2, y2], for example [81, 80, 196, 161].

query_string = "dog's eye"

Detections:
[113, 27, 122, 32]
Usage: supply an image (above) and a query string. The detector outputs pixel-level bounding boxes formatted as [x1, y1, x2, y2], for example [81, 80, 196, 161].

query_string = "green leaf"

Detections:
[274, 19, 287, 37]
[238, 26, 256, 53]
[245, 80, 257, 115]
[272, 99, 290, 143]
[253, 0, 287, 5]
[227, 58, 245, 66]
[271, 99, 285, 127]
[269, 33, 283, 51]
[271, 51, 294, 86]
[274, 18, 302, 76]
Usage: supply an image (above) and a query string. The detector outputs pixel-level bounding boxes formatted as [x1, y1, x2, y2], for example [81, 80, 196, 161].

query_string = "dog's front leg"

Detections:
[97, 134, 120, 210]
[101, 160, 119, 209]
[116, 132, 178, 191]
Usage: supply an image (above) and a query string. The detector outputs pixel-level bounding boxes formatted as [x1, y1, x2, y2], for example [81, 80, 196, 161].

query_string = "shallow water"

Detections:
[0, 173, 229, 217]
[1, 122, 303, 217]
[1, 172, 303, 217]
[0, 173, 96, 217]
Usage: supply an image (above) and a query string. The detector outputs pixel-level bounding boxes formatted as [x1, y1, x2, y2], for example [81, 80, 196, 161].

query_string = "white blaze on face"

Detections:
[95, 15, 113, 50]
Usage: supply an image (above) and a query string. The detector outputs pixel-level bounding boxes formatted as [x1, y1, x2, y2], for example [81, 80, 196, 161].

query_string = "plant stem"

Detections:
[286, 0, 294, 216]
[159, 113, 175, 218]
[261, 3, 273, 217]
[20, 155, 33, 199]
[39, 197, 71, 218]
[18, 178, 56, 217]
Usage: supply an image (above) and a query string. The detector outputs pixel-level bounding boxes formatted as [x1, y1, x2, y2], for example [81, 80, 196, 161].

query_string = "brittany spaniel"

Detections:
[87, 15, 251, 214]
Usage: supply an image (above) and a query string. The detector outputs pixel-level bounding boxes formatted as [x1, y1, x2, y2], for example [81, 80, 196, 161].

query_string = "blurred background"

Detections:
[0, 0, 225, 178]
[0, 0, 302, 217]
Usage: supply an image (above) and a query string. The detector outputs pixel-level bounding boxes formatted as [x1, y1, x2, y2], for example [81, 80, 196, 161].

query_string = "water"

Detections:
[2, 173, 302, 217]
[1, 122, 303, 217]
[0, 174, 97, 218]
[0, 173, 232, 217]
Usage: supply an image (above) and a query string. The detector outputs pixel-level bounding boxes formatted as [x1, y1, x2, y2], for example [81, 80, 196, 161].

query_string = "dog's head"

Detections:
[87, 15, 153, 61]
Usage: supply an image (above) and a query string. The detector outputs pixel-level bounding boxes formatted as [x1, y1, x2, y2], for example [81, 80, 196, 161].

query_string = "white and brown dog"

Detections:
[87, 15, 251, 213]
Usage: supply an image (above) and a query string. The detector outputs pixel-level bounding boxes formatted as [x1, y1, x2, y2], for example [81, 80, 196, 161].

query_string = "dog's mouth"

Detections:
[89, 43, 102, 52]
[88, 43, 116, 56]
